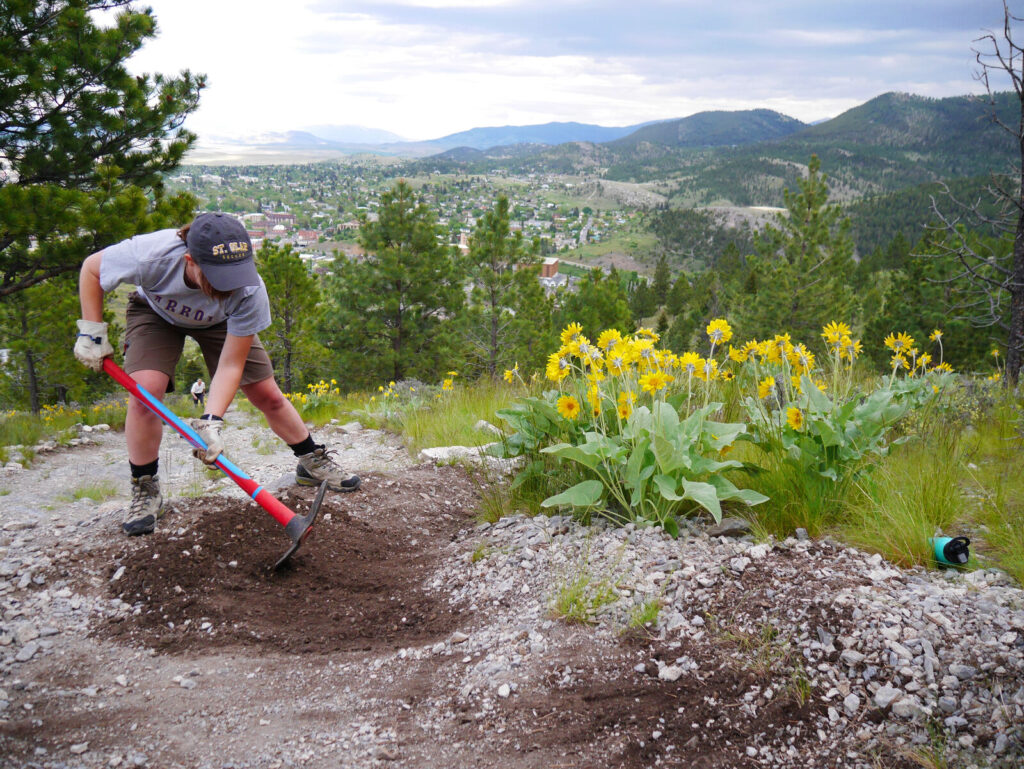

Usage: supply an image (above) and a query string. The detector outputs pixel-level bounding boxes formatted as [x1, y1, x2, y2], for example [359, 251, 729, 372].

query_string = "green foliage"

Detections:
[736, 156, 857, 341]
[648, 208, 754, 270]
[863, 237, 994, 374]
[540, 401, 766, 534]
[841, 426, 964, 569]
[553, 267, 633, 340]
[550, 565, 619, 625]
[57, 480, 119, 503]
[317, 181, 465, 388]
[460, 195, 551, 377]
[0, 274, 116, 411]
[257, 242, 323, 392]
[627, 599, 662, 630]
[1, 0, 204, 296]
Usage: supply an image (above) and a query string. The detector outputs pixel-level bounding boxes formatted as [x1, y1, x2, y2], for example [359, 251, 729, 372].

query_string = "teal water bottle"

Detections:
[929, 536, 970, 566]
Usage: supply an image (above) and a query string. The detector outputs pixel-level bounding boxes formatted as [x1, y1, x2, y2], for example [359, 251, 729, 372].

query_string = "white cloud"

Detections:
[120, 0, 995, 141]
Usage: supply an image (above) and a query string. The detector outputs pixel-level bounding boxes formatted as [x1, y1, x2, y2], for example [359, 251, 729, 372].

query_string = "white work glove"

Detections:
[189, 416, 225, 465]
[74, 319, 114, 371]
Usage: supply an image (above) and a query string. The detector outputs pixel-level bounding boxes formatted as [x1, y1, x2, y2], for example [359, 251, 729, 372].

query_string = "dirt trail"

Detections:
[1, 420, 1022, 768]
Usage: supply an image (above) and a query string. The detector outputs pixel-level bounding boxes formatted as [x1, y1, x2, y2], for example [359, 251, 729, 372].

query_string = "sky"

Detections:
[115, 0, 1013, 143]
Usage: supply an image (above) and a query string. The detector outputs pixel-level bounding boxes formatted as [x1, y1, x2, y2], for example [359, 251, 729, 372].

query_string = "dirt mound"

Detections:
[96, 464, 480, 654]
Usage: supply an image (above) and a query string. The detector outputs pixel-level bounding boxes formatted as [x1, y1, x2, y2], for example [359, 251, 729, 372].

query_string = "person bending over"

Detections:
[75, 213, 360, 536]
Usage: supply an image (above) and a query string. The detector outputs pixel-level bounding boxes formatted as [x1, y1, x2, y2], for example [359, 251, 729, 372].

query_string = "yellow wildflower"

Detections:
[635, 327, 660, 343]
[917, 352, 932, 370]
[597, 329, 623, 351]
[442, 378, 454, 392]
[821, 321, 852, 346]
[679, 352, 702, 376]
[786, 407, 804, 430]
[546, 352, 571, 382]
[556, 395, 581, 420]
[929, 329, 943, 342]
[706, 318, 733, 345]
[560, 322, 584, 345]
[696, 358, 718, 382]
[884, 331, 915, 353]
[503, 364, 519, 383]
[639, 370, 673, 393]
[728, 344, 748, 363]
[721, 370, 735, 381]
[607, 352, 629, 376]
[758, 376, 775, 399]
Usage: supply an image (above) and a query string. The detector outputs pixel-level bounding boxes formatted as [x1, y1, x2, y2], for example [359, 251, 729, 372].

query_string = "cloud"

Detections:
[122, 0, 1002, 140]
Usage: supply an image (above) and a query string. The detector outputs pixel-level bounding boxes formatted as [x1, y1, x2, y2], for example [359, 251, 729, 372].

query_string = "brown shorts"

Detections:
[124, 293, 275, 392]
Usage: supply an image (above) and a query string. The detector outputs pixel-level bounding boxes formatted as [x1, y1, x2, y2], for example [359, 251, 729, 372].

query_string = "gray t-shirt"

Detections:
[99, 228, 271, 337]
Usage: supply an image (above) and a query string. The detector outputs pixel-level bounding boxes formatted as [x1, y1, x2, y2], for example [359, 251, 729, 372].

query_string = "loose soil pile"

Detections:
[99, 465, 480, 654]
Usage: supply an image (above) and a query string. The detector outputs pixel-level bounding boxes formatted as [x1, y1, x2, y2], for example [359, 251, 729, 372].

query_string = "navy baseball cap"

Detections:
[186, 213, 259, 291]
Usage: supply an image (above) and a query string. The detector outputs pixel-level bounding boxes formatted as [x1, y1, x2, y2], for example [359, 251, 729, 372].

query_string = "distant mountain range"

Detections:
[190, 91, 1017, 206]
[200, 119, 667, 157]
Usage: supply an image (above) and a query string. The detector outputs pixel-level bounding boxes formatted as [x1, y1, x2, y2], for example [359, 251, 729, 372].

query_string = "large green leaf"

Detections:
[541, 480, 604, 509]
[802, 375, 833, 413]
[654, 473, 685, 500]
[701, 420, 746, 451]
[682, 480, 723, 521]
[540, 443, 601, 470]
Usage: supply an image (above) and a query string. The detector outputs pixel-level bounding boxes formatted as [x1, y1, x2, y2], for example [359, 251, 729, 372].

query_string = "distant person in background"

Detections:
[190, 377, 206, 408]
[74, 212, 361, 537]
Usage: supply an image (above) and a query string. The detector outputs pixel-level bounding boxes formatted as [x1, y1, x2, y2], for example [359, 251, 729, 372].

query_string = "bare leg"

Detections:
[242, 376, 309, 445]
[125, 369, 170, 465]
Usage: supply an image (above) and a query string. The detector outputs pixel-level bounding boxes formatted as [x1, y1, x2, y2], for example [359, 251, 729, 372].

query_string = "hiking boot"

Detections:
[122, 474, 164, 536]
[296, 446, 361, 492]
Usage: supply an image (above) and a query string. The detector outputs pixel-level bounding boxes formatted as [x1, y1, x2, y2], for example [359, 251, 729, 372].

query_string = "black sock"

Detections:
[289, 435, 319, 457]
[130, 459, 159, 479]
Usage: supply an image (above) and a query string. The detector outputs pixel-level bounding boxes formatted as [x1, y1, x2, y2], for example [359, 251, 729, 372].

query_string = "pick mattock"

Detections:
[102, 358, 326, 570]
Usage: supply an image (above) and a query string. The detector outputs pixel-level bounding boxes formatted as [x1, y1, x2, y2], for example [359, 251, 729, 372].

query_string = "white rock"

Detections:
[497, 683, 511, 698]
[843, 693, 861, 715]
[874, 685, 902, 709]
[658, 665, 683, 682]
[70, 742, 89, 755]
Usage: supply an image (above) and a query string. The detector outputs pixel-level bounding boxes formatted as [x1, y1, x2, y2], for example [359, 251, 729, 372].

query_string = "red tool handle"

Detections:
[102, 358, 297, 529]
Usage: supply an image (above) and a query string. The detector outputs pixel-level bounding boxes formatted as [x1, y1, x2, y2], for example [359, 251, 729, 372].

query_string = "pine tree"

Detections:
[1, 1, 204, 296]
[318, 181, 464, 387]
[258, 243, 322, 393]
[652, 255, 671, 306]
[461, 196, 542, 377]
[736, 155, 857, 343]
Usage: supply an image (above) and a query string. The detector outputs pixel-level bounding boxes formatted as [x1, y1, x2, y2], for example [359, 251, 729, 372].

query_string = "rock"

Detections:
[451, 631, 470, 644]
[891, 696, 923, 719]
[339, 421, 363, 434]
[705, 517, 751, 538]
[730, 556, 751, 574]
[497, 683, 511, 698]
[474, 419, 503, 436]
[70, 742, 89, 755]
[874, 685, 903, 709]
[14, 624, 39, 645]
[938, 696, 958, 713]
[14, 641, 39, 662]
[795, 527, 809, 541]
[948, 663, 977, 681]
[2, 521, 36, 532]
[658, 665, 683, 682]
[843, 693, 861, 715]
[179, 678, 196, 690]
[840, 650, 865, 666]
